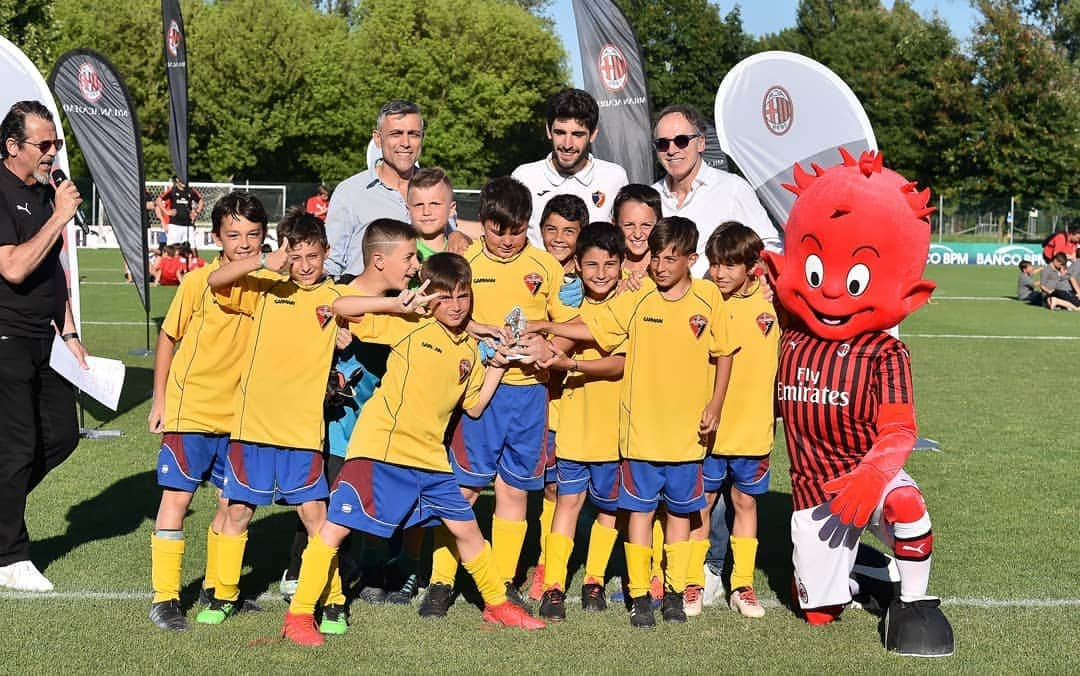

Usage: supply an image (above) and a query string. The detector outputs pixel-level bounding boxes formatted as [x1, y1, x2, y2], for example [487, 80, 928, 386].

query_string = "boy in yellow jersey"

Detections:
[527, 193, 588, 601]
[280, 219, 420, 607]
[148, 192, 268, 631]
[528, 216, 735, 628]
[421, 177, 578, 618]
[282, 253, 545, 646]
[686, 222, 778, 618]
[198, 210, 359, 628]
[532, 222, 626, 620]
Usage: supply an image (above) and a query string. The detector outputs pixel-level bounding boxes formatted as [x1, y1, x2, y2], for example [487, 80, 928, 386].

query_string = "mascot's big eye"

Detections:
[846, 263, 870, 296]
[804, 255, 824, 288]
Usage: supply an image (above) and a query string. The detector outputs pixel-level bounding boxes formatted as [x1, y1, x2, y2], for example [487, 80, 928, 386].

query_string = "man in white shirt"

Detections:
[651, 104, 780, 277]
[512, 88, 628, 248]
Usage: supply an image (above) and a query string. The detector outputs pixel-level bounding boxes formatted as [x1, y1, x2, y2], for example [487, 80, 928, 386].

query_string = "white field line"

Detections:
[81, 320, 148, 326]
[932, 296, 1011, 301]
[906, 334, 1080, 341]
[2, 589, 1078, 609]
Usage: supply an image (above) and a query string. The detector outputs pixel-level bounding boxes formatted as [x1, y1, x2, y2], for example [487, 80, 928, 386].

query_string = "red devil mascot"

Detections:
[763, 149, 954, 657]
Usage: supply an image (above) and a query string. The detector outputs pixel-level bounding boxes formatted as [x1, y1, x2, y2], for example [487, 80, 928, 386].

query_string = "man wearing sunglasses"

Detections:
[513, 88, 629, 248]
[0, 100, 87, 593]
[651, 104, 779, 277]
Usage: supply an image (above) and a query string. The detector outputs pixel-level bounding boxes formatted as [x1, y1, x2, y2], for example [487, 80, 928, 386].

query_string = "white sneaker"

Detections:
[702, 564, 723, 606]
[279, 569, 298, 601]
[0, 560, 54, 592]
[729, 585, 765, 618]
[684, 584, 703, 617]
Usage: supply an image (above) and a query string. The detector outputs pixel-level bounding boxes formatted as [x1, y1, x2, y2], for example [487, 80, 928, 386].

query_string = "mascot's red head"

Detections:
[762, 148, 936, 340]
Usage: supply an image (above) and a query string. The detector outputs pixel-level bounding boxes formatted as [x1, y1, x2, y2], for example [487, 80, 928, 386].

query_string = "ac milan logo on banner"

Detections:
[756, 312, 776, 336]
[77, 62, 104, 103]
[689, 314, 708, 339]
[458, 359, 472, 384]
[316, 305, 333, 328]
[523, 273, 543, 296]
[166, 20, 183, 58]
[598, 44, 628, 92]
[762, 85, 793, 136]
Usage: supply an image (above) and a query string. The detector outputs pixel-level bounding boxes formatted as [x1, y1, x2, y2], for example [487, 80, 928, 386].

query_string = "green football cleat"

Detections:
[195, 597, 236, 625]
[319, 604, 349, 635]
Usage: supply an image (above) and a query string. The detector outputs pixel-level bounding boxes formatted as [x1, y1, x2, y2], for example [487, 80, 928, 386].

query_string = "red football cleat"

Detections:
[482, 601, 546, 630]
[527, 564, 545, 601]
[282, 611, 325, 646]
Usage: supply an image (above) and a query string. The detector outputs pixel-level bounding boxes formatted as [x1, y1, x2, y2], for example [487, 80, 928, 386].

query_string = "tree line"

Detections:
[2, 0, 1079, 204]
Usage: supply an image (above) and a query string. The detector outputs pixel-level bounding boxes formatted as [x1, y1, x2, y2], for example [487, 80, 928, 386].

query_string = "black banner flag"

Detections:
[49, 50, 150, 314]
[571, 0, 653, 184]
[162, 0, 189, 183]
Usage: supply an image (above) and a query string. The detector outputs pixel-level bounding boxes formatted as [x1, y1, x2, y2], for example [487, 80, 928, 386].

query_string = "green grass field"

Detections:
[1, 251, 1078, 673]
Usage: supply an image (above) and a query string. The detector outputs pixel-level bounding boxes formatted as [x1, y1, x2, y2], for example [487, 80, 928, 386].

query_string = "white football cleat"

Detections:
[0, 560, 54, 592]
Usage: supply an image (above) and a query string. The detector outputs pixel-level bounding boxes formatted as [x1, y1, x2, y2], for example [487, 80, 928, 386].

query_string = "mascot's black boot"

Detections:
[884, 597, 955, 657]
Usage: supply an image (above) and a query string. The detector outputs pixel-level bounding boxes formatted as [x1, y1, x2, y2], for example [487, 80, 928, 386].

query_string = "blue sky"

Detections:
[551, 0, 981, 87]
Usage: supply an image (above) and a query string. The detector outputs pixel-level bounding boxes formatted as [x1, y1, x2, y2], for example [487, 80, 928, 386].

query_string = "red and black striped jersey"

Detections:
[776, 326, 915, 510]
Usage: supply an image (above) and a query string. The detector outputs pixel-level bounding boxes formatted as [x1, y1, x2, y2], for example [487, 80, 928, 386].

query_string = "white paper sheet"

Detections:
[49, 336, 126, 410]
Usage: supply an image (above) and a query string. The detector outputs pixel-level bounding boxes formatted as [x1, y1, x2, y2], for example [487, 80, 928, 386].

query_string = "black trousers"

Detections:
[0, 335, 79, 566]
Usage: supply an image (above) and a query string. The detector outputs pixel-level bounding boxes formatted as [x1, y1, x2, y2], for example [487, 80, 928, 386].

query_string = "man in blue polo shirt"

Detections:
[324, 100, 426, 277]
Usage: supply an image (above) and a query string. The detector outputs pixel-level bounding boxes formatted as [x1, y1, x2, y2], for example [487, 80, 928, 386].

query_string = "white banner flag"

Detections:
[715, 51, 876, 228]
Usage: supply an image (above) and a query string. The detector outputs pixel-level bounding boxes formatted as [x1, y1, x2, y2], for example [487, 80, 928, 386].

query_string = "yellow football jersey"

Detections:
[345, 315, 486, 472]
[463, 241, 578, 385]
[555, 298, 626, 463]
[711, 281, 780, 457]
[220, 275, 354, 451]
[160, 259, 253, 433]
[587, 278, 735, 463]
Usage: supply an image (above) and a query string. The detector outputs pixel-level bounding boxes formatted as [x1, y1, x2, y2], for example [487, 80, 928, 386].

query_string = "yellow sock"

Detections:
[664, 540, 692, 593]
[537, 498, 555, 564]
[583, 522, 618, 583]
[542, 532, 574, 590]
[462, 542, 505, 607]
[650, 517, 665, 579]
[150, 534, 185, 604]
[215, 531, 248, 602]
[624, 542, 653, 598]
[729, 536, 759, 590]
[289, 533, 337, 615]
[491, 516, 528, 584]
[203, 526, 219, 592]
[687, 538, 710, 587]
[429, 525, 460, 586]
[319, 553, 346, 607]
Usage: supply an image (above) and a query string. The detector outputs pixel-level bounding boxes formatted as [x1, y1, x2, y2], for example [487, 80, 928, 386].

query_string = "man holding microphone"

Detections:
[0, 100, 88, 592]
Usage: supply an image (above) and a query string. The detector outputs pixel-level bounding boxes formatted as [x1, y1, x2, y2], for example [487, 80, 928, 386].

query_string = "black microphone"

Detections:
[50, 169, 89, 235]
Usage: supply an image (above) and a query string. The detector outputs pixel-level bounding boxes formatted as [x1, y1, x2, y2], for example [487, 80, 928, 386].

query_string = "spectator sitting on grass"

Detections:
[1038, 253, 1080, 311]
[1017, 261, 1044, 306]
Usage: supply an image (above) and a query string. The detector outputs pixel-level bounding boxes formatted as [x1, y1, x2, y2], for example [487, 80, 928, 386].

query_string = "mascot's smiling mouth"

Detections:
[812, 309, 850, 326]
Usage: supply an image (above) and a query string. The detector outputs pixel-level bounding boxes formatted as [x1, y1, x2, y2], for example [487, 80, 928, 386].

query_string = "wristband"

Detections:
[570, 359, 579, 372]
[61, 331, 79, 342]
[259, 252, 268, 269]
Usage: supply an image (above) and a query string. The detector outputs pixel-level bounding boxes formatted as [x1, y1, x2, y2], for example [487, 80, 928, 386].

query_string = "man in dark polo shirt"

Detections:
[157, 174, 203, 247]
[0, 100, 87, 592]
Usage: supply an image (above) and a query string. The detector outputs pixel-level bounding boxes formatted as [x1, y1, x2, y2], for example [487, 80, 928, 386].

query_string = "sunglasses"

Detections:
[21, 138, 64, 153]
[653, 134, 701, 152]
